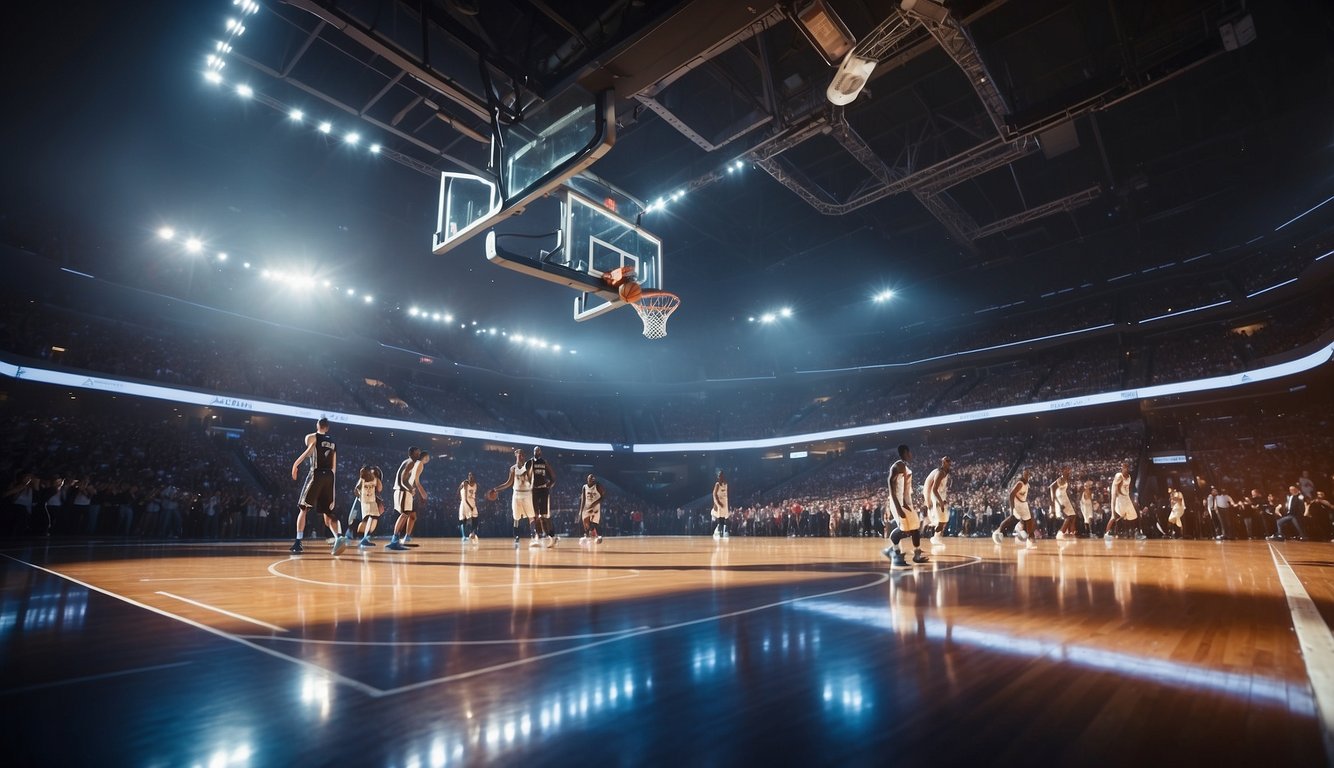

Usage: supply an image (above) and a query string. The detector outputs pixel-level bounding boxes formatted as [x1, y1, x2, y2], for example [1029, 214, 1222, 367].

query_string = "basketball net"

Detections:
[631, 292, 680, 339]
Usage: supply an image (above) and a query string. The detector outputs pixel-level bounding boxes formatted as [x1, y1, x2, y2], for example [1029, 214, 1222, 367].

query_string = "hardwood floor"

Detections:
[1, 535, 1328, 766]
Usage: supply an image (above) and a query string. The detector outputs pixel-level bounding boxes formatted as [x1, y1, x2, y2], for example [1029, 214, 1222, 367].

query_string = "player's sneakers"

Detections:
[1055, 531, 1065, 540]
[331, 536, 348, 556]
[529, 539, 542, 548]
[580, 536, 589, 545]
[882, 546, 909, 568]
[513, 538, 521, 549]
[289, 540, 303, 554]
[545, 536, 558, 548]
[712, 529, 721, 539]
[1103, 531, 1114, 540]
[386, 538, 408, 551]
[595, 535, 603, 544]
[403, 536, 413, 544]
[325, 536, 338, 545]
[1024, 540, 1037, 550]
[1016, 528, 1029, 543]
[911, 548, 930, 564]
[991, 530, 1004, 545]
[358, 537, 374, 548]
[722, 530, 729, 539]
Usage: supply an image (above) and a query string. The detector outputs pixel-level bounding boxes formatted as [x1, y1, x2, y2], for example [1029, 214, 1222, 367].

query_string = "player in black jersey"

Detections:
[530, 446, 559, 548]
[289, 417, 344, 554]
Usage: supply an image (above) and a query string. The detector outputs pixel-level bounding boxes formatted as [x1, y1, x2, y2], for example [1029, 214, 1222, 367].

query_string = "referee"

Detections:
[531, 446, 558, 547]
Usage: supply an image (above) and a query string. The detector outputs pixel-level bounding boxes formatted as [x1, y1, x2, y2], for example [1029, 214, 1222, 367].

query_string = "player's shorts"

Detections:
[300, 470, 335, 514]
[582, 506, 601, 524]
[1011, 501, 1032, 521]
[1080, 501, 1094, 523]
[891, 505, 920, 531]
[532, 490, 551, 517]
[928, 503, 949, 527]
[512, 492, 534, 520]
[459, 502, 478, 520]
[711, 505, 729, 519]
[1115, 498, 1137, 521]
[1058, 501, 1076, 518]
[394, 489, 415, 514]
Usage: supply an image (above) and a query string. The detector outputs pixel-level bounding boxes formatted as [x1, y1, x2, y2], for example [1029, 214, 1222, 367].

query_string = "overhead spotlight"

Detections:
[344, 132, 360, 145]
[242, 261, 251, 269]
[261, 269, 271, 279]
[511, 334, 524, 343]
[346, 288, 355, 296]
[795, 0, 856, 64]
[215, 41, 232, 53]
[322, 279, 331, 288]
[234, 24, 246, 35]
[443, 313, 454, 322]
[236, 84, 253, 98]
[157, 227, 175, 241]
[289, 108, 303, 122]
[370, 143, 381, 154]
[409, 307, 419, 317]
[225, 18, 238, 30]
[185, 238, 203, 253]
[489, 328, 496, 334]
[552, 344, 561, 352]
[204, 71, 223, 84]
[748, 316, 755, 322]
[431, 313, 441, 321]
[363, 295, 374, 304]
[206, 54, 221, 67]
[760, 313, 776, 324]
[318, 121, 332, 134]
[779, 307, 793, 318]
[734, 160, 744, 170]
[217, 252, 228, 261]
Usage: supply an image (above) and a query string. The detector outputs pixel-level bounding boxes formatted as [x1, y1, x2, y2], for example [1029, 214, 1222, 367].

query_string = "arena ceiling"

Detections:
[2, 0, 1332, 354]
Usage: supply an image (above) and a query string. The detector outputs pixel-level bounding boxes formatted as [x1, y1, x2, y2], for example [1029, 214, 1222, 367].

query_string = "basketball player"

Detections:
[1050, 466, 1078, 539]
[991, 468, 1036, 549]
[711, 470, 729, 539]
[490, 448, 536, 548]
[882, 444, 928, 566]
[923, 456, 951, 544]
[1104, 462, 1140, 539]
[289, 417, 343, 555]
[579, 474, 606, 544]
[1079, 480, 1095, 537]
[1168, 486, 1186, 535]
[386, 448, 426, 552]
[529, 446, 558, 548]
[458, 471, 479, 544]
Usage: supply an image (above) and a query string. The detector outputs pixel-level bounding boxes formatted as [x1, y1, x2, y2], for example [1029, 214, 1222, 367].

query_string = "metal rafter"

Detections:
[900, 2, 1012, 137]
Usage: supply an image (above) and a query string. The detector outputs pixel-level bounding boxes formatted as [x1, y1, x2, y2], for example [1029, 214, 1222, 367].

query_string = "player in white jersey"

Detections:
[711, 471, 730, 539]
[579, 474, 606, 544]
[1168, 486, 1186, 534]
[992, 468, 1036, 548]
[882, 444, 928, 567]
[490, 448, 537, 548]
[352, 465, 383, 548]
[1050, 466, 1078, 540]
[388, 450, 430, 551]
[923, 456, 952, 545]
[458, 471, 479, 544]
[1104, 461, 1140, 539]
[1079, 481, 1095, 536]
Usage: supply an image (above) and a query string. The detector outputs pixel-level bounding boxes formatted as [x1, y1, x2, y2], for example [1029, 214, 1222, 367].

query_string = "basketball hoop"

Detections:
[631, 291, 680, 339]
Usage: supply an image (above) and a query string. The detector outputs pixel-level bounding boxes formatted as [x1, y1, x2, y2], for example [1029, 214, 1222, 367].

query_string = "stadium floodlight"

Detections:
[204, 71, 223, 84]
[760, 313, 776, 324]
[344, 132, 360, 145]
[289, 108, 303, 122]
[185, 238, 203, 253]
[363, 295, 374, 304]
[242, 261, 251, 269]
[552, 344, 561, 351]
[489, 328, 496, 334]
[157, 227, 175, 241]
[369, 144, 381, 154]
[780, 307, 793, 318]
[215, 41, 232, 53]
[873, 289, 894, 302]
[409, 307, 419, 317]
[225, 18, 238, 30]
[322, 279, 331, 288]
[236, 84, 253, 98]
[346, 288, 355, 296]
[431, 312, 441, 321]
[318, 121, 332, 134]
[217, 252, 228, 261]
[444, 313, 454, 322]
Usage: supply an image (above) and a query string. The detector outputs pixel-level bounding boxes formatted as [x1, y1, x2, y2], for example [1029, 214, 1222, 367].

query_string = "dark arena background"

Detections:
[2, 1, 1333, 766]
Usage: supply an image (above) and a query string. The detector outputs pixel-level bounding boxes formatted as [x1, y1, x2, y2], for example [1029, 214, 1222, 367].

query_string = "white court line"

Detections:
[0, 661, 192, 696]
[378, 571, 892, 696]
[0, 554, 385, 698]
[237, 627, 653, 646]
[155, 591, 289, 633]
[266, 558, 642, 589]
[1270, 545, 1334, 768]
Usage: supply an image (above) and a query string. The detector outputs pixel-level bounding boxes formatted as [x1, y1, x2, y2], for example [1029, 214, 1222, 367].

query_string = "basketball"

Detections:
[619, 279, 643, 303]
[486, 489, 498, 502]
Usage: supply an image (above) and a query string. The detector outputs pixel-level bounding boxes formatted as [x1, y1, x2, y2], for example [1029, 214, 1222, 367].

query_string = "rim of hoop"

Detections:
[631, 291, 680, 339]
